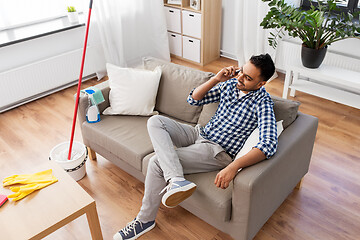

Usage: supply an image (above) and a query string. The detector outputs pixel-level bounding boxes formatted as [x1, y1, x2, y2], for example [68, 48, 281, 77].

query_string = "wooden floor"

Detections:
[0, 57, 359, 240]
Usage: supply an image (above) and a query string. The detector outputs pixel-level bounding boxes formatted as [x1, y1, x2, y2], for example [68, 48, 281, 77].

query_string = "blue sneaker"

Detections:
[113, 218, 155, 240]
[161, 179, 197, 208]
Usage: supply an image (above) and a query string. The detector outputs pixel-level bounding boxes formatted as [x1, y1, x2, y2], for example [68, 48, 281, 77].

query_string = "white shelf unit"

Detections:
[283, 63, 360, 109]
[164, 0, 222, 66]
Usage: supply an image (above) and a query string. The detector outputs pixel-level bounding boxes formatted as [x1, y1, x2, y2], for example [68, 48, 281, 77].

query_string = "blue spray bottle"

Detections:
[84, 89, 100, 123]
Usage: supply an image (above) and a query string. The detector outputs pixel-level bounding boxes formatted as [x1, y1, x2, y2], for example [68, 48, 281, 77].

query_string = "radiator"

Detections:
[275, 40, 360, 72]
[0, 45, 106, 113]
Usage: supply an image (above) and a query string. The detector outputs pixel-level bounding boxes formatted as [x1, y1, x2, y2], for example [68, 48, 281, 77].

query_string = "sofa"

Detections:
[77, 57, 318, 240]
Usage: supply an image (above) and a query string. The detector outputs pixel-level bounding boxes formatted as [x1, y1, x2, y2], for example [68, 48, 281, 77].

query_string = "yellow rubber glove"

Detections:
[7, 188, 36, 202]
[3, 169, 54, 187]
[7, 177, 58, 201]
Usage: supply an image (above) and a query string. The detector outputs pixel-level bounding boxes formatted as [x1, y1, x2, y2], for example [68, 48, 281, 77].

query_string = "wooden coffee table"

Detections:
[0, 160, 103, 240]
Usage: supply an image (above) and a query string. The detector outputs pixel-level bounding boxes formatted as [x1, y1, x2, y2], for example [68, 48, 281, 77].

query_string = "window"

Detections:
[302, 0, 360, 13]
[336, 0, 349, 7]
[0, 0, 85, 30]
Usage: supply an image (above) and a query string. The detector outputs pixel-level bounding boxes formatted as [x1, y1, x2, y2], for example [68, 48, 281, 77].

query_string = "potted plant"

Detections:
[260, 0, 360, 68]
[67, 6, 79, 24]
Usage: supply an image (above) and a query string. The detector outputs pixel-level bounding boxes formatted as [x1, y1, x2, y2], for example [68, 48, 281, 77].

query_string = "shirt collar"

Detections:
[231, 80, 264, 102]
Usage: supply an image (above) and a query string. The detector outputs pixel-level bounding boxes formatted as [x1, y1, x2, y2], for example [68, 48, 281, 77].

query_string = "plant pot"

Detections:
[301, 44, 327, 69]
[67, 12, 79, 24]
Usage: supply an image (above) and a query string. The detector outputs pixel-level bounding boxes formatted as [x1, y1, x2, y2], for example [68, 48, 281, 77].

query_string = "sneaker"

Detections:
[113, 218, 155, 240]
[161, 179, 197, 208]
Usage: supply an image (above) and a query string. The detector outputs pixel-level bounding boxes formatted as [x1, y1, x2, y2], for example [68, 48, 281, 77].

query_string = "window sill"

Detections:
[0, 13, 86, 48]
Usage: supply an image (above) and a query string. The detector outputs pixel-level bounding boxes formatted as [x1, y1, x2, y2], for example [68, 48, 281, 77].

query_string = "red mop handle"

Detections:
[68, 0, 93, 160]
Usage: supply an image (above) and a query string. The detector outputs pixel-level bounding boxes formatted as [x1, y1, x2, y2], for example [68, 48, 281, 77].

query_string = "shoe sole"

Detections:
[162, 183, 197, 208]
[113, 222, 156, 240]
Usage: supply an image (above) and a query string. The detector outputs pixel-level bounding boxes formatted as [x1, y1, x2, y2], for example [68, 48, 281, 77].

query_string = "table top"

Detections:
[288, 62, 360, 89]
[0, 160, 94, 240]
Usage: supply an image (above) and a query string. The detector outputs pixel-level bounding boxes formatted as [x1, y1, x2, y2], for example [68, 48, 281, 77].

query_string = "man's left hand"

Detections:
[214, 165, 238, 189]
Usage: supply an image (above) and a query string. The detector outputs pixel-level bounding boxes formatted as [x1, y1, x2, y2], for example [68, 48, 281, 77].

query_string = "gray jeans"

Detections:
[137, 115, 232, 222]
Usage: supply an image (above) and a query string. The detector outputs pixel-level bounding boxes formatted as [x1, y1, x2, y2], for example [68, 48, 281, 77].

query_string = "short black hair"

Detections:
[249, 53, 275, 81]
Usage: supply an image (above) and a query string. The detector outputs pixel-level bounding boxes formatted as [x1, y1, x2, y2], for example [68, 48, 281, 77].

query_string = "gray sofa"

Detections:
[77, 57, 318, 240]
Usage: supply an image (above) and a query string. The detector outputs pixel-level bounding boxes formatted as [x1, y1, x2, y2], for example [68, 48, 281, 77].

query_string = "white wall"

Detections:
[220, 0, 236, 59]
[328, 38, 360, 58]
[0, 20, 106, 112]
[0, 23, 104, 73]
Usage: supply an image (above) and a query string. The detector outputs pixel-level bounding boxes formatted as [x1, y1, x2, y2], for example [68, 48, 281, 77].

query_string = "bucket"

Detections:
[49, 141, 87, 181]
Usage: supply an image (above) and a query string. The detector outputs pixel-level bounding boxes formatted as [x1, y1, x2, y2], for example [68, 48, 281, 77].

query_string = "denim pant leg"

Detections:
[137, 123, 232, 222]
[137, 154, 166, 223]
[137, 115, 199, 222]
[146, 115, 198, 182]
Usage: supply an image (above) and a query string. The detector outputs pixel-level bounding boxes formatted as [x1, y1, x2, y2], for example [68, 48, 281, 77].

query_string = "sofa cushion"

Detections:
[143, 57, 215, 124]
[82, 115, 153, 171]
[103, 63, 162, 116]
[142, 153, 233, 222]
[197, 95, 300, 129]
[271, 96, 300, 128]
[184, 171, 233, 222]
[197, 102, 220, 127]
[235, 120, 284, 160]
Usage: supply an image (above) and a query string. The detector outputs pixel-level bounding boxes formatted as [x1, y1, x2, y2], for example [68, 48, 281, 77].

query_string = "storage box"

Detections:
[168, 32, 182, 57]
[182, 10, 201, 39]
[164, 7, 181, 33]
[183, 36, 200, 63]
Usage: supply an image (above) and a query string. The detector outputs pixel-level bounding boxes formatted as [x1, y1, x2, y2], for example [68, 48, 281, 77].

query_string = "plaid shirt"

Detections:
[187, 78, 278, 159]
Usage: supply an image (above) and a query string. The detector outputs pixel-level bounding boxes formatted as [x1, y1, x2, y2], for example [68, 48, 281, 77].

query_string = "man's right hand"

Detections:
[213, 66, 240, 83]
[191, 66, 239, 101]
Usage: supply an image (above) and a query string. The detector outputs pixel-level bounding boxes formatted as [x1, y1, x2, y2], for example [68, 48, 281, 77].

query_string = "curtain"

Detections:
[94, 0, 170, 67]
[234, 0, 274, 66]
[234, 0, 301, 67]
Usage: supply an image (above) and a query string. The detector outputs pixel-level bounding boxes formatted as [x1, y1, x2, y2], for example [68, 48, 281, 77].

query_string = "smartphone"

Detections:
[231, 69, 241, 77]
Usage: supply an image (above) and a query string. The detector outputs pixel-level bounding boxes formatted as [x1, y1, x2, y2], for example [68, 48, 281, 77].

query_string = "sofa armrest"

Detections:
[76, 81, 110, 125]
[231, 112, 318, 240]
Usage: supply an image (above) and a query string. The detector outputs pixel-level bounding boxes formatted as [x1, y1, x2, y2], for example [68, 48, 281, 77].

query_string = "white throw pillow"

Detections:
[103, 63, 161, 116]
[235, 120, 284, 160]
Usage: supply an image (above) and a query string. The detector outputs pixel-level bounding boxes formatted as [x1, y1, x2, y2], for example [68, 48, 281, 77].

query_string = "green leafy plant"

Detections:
[260, 0, 360, 49]
[67, 6, 76, 12]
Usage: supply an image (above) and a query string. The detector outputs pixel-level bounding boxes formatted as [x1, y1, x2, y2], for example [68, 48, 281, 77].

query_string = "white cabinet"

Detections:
[183, 36, 200, 63]
[168, 32, 182, 57]
[182, 10, 201, 39]
[164, 6, 181, 33]
[163, 0, 222, 66]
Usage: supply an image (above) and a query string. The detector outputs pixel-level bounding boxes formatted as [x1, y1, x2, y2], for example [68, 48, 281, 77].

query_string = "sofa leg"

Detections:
[87, 147, 97, 161]
[295, 179, 303, 190]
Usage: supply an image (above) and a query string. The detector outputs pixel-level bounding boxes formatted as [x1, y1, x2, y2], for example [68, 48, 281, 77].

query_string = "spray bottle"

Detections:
[84, 89, 100, 123]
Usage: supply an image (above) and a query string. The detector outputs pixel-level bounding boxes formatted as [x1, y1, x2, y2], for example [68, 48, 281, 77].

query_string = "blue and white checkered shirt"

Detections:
[187, 78, 278, 159]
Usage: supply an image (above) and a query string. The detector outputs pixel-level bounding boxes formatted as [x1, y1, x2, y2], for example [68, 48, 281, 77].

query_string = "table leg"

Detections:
[86, 202, 103, 240]
[290, 71, 299, 97]
[87, 147, 97, 161]
[282, 69, 292, 99]
[295, 178, 303, 190]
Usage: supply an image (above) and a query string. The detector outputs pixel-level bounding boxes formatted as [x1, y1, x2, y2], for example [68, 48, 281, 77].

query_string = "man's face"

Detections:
[234, 61, 266, 93]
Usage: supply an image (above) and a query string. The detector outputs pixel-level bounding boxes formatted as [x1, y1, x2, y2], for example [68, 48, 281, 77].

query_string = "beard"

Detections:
[236, 81, 245, 90]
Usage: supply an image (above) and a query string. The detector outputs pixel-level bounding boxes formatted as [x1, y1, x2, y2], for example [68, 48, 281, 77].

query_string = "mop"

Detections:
[68, 0, 94, 161]
[0, 1, 95, 201]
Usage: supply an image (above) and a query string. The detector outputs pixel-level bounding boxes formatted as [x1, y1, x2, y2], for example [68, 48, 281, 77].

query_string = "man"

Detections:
[113, 53, 278, 240]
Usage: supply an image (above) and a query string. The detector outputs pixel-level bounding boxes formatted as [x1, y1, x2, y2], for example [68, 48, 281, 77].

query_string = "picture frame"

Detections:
[190, 0, 200, 10]
[167, 0, 181, 5]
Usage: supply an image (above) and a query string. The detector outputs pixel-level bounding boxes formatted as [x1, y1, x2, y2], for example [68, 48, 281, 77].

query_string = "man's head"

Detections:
[235, 53, 275, 93]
